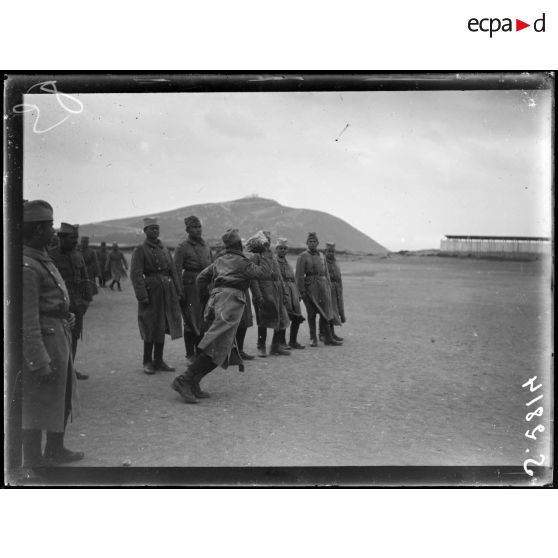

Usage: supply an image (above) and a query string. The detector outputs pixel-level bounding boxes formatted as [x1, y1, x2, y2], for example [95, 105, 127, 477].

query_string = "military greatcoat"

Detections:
[79, 246, 100, 295]
[276, 255, 304, 322]
[130, 238, 183, 343]
[49, 246, 93, 338]
[325, 256, 346, 325]
[196, 249, 268, 367]
[22, 246, 78, 432]
[295, 249, 333, 320]
[173, 237, 213, 336]
[249, 249, 290, 330]
[106, 248, 128, 281]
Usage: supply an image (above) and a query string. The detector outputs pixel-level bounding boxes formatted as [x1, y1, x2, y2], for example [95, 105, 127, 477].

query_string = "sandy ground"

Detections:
[63, 254, 552, 467]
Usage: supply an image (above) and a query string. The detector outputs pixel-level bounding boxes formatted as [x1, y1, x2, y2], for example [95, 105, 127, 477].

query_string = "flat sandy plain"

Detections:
[64, 254, 553, 469]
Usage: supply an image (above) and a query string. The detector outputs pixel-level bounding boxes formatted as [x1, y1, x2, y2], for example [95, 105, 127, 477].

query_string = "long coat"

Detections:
[49, 246, 93, 338]
[196, 249, 268, 367]
[96, 247, 111, 282]
[276, 255, 304, 323]
[325, 256, 346, 325]
[22, 246, 78, 432]
[249, 249, 290, 330]
[106, 249, 128, 281]
[173, 237, 213, 336]
[79, 246, 99, 295]
[130, 238, 183, 343]
[295, 249, 333, 320]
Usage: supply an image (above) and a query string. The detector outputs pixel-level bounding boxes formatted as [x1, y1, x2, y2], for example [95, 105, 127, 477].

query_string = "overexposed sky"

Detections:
[23, 89, 552, 250]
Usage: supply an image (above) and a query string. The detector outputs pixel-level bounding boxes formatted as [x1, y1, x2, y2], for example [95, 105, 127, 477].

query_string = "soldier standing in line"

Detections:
[96, 241, 109, 287]
[173, 216, 213, 362]
[22, 201, 84, 467]
[295, 232, 342, 347]
[171, 228, 269, 404]
[130, 218, 183, 374]
[320, 242, 346, 343]
[275, 238, 306, 349]
[247, 230, 291, 357]
[49, 223, 94, 380]
[79, 236, 100, 296]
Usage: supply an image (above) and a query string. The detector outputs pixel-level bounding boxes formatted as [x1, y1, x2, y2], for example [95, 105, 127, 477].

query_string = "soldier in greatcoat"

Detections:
[275, 238, 306, 349]
[106, 242, 128, 291]
[171, 228, 268, 403]
[96, 241, 110, 287]
[295, 232, 342, 347]
[50, 223, 94, 380]
[173, 215, 213, 361]
[320, 241, 345, 342]
[130, 218, 183, 374]
[248, 230, 291, 357]
[22, 200, 83, 467]
[79, 236, 99, 296]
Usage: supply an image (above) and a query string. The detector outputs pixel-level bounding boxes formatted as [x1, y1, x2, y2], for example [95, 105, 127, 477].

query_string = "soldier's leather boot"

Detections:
[171, 372, 198, 404]
[44, 432, 84, 464]
[143, 361, 156, 375]
[270, 343, 291, 356]
[257, 344, 267, 358]
[330, 321, 344, 342]
[289, 321, 305, 349]
[323, 321, 342, 346]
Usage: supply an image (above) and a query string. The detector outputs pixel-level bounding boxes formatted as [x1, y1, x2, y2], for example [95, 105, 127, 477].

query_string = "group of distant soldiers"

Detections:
[20, 199, 346, 468]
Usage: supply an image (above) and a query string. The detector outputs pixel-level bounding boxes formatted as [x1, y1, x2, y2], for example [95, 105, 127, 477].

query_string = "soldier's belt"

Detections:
[144, 270, 171, 277]
[305, 272, 325, 277]
[284, 278, 295, 282]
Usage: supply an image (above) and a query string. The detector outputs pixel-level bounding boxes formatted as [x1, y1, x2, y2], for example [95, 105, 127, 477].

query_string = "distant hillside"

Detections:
[79, 197, 389, 254]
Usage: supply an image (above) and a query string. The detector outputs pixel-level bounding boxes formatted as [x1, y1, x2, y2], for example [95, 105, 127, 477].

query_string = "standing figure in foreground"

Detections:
[295, 232, 341, 347]
[275, 238, 305, 349]
[130, 218, 183, 374]
[79, 236, 100, 296]
[49, 223, 93, 380]
[173, 216, 213, 361]
[22, 200, 83, 467]
[248, 230, 291, 357]
[96, 241, 110, 287]
[171, 228, 268, 403]
[321, 241, 345, 342]
[106, 242, 128, 291]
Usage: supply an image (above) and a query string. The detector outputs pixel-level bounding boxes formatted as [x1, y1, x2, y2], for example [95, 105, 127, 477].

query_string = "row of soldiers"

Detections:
[128, 216, 346, 404]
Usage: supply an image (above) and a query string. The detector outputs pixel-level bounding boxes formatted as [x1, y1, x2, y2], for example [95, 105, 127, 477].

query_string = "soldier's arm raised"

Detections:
[196, 262, 215, 295]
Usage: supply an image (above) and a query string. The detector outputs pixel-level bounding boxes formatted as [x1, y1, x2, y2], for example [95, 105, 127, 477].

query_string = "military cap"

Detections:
[276, 238, 289, 247]
[23, 200, 53, 222]
[184, 215, 201, 228]
[222, 228, 241, 247]
[325, 242, 336, 249]
[143, 217, 159, 230]
[59, 222, 79, 234]
[306, 232, 319, 243]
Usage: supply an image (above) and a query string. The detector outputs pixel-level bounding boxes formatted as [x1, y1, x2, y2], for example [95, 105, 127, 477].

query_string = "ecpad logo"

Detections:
[468, 13, 546, 37]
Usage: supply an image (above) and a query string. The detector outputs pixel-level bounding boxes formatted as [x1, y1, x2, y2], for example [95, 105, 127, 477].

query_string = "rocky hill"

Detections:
[79, 196, 389, 254]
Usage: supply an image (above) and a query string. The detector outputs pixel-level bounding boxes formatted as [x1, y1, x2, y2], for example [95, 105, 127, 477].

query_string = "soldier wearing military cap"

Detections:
[173, 215, 214, 361]
[50, 222, 94, 379]
[275, 238, 306, 349]
[79, 236, 100, 296]
[130, 217, 183, 374]
[320, 241, 345, 343]
[22, 200, 84, 467]
[171, 228, 269, 403]
[247, 230, 291, 357]
[295, 232, 341, 347]
[106, 242, 128, 290]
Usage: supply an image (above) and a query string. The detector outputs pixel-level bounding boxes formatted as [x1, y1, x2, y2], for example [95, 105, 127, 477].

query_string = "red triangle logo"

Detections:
[516, 19, 530, 31]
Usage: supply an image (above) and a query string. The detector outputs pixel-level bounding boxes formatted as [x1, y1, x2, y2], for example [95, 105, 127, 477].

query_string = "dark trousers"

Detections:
[184, 331, 203, 359]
